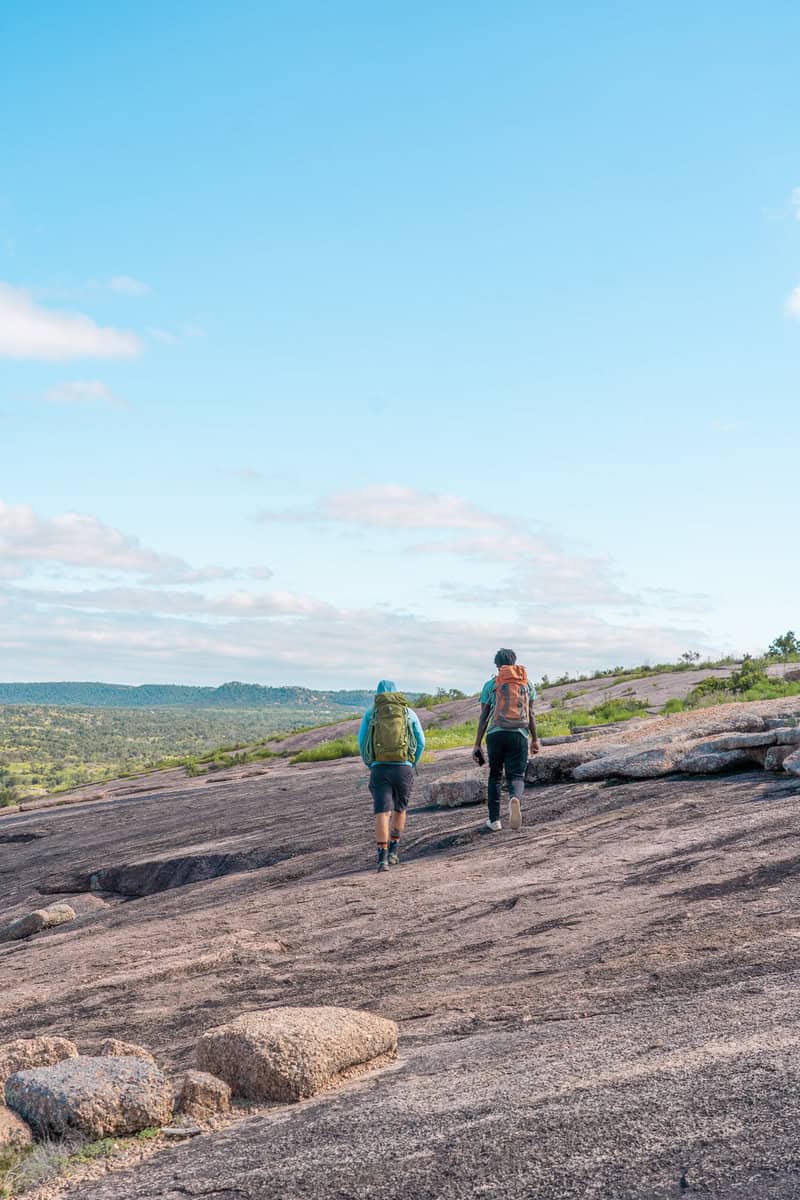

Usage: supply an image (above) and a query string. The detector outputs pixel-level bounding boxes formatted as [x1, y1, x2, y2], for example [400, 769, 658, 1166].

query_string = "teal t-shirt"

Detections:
[480, 677, 536, 742]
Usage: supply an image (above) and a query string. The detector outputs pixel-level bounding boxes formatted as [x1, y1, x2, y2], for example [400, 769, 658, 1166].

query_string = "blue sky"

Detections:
[1, 1, 798, 689]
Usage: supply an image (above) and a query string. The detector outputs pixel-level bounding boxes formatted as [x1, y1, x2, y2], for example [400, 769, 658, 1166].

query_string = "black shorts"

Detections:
[369, 763, 414, 814]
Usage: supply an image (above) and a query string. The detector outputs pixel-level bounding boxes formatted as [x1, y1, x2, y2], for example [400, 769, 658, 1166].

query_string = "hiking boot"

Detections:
[509, 796, 523, 831]
[485, 818, 502, 832]
[388, 840, 400, 866]
[377, 847, 390, 872]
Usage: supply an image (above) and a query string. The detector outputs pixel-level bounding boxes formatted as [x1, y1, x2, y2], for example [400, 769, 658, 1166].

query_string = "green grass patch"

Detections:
[290, 736, 360, 764]
[662, 698, 687, 714]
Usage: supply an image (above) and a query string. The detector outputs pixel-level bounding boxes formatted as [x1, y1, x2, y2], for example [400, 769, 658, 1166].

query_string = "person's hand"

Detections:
[530, 739, 541, 756]
[472, 746, 485, 766]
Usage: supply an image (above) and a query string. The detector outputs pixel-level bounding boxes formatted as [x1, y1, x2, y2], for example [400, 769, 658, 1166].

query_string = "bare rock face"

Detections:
[100, 1039, 156, 1064]
[196, 1006, 398, 1102]
[775, 727, 800, 745]
[764, 745, 798, 772]
[685, 731, 778, 754]
[0, 903, 75, 944]
[0, 1036, 78, 1083]
[0, 1102, 32, 1149]
[5, 1055, 173, 1138]
[175, 1070, 231, 1120]
[526, 745, 624, 785]
[783, 749, 800, 777]
[425, 772, 486, 808]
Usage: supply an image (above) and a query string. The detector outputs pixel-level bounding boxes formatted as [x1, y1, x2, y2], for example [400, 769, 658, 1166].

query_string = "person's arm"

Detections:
[358, 710, 373, 766]
[409, 710, 425, 764]
[472, 703, 491, 763]
[528, 691, 541, 755]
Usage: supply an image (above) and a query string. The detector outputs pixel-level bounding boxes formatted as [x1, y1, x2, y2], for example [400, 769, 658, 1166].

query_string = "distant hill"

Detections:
[0, 681, 375, 709]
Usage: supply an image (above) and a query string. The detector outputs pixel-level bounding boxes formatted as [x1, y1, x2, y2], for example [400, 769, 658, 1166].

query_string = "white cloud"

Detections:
[0, 282, 141, 360]
[45, 380, 126, 409]
[21, 586, 328, 619]
[260, 486, 511, 531]
[785, 287, 800, 320]
[109, 275, 151, 296]
[0, 500, 232, 583]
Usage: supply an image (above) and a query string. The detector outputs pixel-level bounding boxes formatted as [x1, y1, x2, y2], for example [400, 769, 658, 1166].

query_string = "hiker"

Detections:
[472, 648, 540, 832]
[358, 680, 425, 872]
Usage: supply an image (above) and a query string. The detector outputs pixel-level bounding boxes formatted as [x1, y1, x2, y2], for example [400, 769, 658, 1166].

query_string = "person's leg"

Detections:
[370, 766, 393, 870]
[487, 734, 505, 825]
[388, 765, 413, 863]
[505, 735, 528, 830]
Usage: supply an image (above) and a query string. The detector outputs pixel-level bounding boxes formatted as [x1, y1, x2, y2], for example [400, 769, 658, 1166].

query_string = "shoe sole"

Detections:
[388, 856, 399, 866]
[509, 798, 522, 831]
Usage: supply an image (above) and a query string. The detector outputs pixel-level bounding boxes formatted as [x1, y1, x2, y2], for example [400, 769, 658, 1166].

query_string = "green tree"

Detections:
[767, 631, 800, 663]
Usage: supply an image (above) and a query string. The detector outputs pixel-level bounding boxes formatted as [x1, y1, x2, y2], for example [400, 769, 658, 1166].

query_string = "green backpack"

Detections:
[371, 692, 413, 763]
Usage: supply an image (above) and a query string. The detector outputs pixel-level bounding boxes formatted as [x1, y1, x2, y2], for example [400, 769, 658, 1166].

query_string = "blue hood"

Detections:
[376, 679, 397, 694]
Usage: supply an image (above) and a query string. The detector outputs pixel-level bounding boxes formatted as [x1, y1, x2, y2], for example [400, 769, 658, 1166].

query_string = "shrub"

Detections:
[662, 698, 687, 714]
[291, 736, 360, 764]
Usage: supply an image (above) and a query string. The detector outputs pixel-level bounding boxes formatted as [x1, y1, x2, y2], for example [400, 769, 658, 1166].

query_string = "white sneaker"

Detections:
[509, 797, 523, 831]
[485, 818, 502, 832]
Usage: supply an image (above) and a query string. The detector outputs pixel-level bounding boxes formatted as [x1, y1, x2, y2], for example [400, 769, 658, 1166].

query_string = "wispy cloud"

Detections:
[0, 282, 141, 360]
[108, 275, 151, 297]
[45, 379, 127, 409]
[259, 485, 512, 531]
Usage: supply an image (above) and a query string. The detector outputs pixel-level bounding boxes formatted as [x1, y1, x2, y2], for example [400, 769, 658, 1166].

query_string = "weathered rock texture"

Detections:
[5, 1055, 173, 1138]
[175, 1070, 231, 1120]
[196, 1006, 398, 1102]
[0, 902, 75, 944]
[424, 771, 486, 808]
[0, 1102, 32, 1149]
[527, 702, 800, 786]
[100, 1039, 156, 1064]
[0, 1036, 78, 1083]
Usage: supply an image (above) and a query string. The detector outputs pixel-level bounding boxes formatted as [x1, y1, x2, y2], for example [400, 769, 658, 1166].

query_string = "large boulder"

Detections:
[0, 1103, 32, 1150]
[684, 731, 778, 754]
[174, 1070, 231, 1120]
[424, 772, 486, 808]
[775, 727, 800, 745]
[5, 1055, 173, 1138]
[573, 744, 686, 782]
[673, 748, 754, 775]
[764, 745, 798, 772]
[0, 1036, 78, 1083]
[196, 1006, 398, 1102]
[0, 903, 75, 944]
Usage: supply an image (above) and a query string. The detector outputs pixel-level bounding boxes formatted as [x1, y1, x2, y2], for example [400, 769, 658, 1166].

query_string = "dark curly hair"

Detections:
[494, 648, 517, 667]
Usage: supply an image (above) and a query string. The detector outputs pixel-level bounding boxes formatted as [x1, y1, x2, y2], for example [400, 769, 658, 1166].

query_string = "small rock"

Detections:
[0, 903, 76, 944]
[5, 1055, 173, 1138]
[0, 1102, 32, 1150]
[100, 1039, 156, 1064]
[175, 1070, 231, 1120]
[424, 772, 486, 808]
[161, 1122, 202, 1138]
[764, 745, 798, 772]
[0, 1036, 78, 1083]
[783, 749, 800, 777]
[196, 1006, 398, 1102]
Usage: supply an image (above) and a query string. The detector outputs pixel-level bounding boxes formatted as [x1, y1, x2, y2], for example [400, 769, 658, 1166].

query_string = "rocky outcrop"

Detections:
[784, 749, 800, 777]
[0, 902, 75, 944]
[175, 1070, 231, 1120]
[5, 1055, 173, 1138]
[530, 711, 800, 787]
[99, 1039, 156, 1064]
[425, 772, 486, 808]
[0, 1103, 32, 1149]
[0, 1036, 78, 1083]
[196, 1006, 398, 1102]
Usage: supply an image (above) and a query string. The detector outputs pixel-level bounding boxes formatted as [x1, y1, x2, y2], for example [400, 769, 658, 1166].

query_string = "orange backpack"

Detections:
[493, 664, 530, 730]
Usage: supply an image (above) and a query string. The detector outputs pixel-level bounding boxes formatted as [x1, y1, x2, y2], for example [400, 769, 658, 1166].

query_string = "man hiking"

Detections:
[472, 648, 540, 832]
[358, 679, 425, 872]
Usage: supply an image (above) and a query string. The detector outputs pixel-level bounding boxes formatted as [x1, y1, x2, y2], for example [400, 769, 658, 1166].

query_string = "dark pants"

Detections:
[369, 763, 414, 814]
[487, 731, 528, 823]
